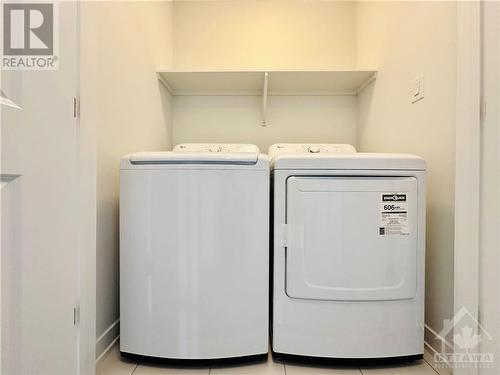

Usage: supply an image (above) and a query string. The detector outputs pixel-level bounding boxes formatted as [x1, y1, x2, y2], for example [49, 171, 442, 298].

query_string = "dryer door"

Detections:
[285, 176, 418, 301]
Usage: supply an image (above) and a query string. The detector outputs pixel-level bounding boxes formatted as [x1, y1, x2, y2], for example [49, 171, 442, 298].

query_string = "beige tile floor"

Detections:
[97, 344, 439, 375]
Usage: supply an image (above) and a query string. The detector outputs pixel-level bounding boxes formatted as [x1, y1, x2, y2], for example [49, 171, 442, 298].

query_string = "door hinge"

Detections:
[73, 97, 79, 118]
[480, 99, 486, 124]
[73, 306, 79, 326]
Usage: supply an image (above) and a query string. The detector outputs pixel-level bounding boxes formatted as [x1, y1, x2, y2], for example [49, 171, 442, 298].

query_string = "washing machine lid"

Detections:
[272, 153, 426, 171]
[174, 143, 260, 153]
[122, 151, 260, 167]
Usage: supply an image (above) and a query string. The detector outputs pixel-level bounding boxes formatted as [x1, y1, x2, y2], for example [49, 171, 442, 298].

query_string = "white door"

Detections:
[1, 2, 80, 374]
[285, 176, 419, 301]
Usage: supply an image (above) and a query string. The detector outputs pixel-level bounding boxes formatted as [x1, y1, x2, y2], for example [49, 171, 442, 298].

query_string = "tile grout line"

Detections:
[130, 362, 139, 375]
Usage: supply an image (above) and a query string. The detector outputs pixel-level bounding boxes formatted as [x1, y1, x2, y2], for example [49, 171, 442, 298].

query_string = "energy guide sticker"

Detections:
[379, 193, 409, 236]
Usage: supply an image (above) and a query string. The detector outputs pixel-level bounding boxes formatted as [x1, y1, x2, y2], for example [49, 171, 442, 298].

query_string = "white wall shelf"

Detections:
[157, 70, 377, 97]
[157, 70, 377, 126]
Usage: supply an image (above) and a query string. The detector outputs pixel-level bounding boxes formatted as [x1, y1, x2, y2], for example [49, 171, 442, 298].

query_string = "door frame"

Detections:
[54, 1, 490, 373]
[454, 1, 481, 374]
[75, 0, 96, 373]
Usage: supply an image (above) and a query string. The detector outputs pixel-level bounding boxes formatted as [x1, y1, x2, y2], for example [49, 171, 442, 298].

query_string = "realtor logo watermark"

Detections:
[434, 307, 495, 369]
[2, 1, 58, 70]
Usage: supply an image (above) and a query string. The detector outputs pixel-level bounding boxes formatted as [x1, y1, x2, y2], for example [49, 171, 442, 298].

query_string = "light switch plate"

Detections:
[412, 75, 424, 103]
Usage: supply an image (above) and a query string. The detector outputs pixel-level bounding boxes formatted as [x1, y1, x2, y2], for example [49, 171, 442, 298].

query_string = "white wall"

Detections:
[172, 95, 357, 151]
[355, 1, 457, 354]
[171, 0, 358, 151]
[172, 0, 356, 70]
[80, 0, 174, 360]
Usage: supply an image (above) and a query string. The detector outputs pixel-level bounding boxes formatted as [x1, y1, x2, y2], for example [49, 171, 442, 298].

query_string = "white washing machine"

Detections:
[269, 144, 426, 360]
[120, 144, 269, 360]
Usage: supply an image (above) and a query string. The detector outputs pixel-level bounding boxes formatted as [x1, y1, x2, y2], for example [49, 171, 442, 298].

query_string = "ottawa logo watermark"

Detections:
[2, 1, 59, 70]
[434, 307, 495, 369]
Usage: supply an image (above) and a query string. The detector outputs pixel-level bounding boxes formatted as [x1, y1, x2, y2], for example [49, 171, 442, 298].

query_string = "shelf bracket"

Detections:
[356, 72, 378, 95]
[157, 73, 174, 95]
[261, 72, 269, 127]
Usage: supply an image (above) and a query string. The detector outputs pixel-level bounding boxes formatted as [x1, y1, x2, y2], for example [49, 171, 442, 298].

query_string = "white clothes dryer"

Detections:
[269, 144, 426, 360]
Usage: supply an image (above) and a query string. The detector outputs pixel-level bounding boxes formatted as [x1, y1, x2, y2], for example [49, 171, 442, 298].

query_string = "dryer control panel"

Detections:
[268, 143, 356, 158]
[174, 143, 260, 154]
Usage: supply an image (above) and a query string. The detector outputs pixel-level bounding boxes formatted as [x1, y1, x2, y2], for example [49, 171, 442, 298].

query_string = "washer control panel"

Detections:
[174, 143, 260, 153]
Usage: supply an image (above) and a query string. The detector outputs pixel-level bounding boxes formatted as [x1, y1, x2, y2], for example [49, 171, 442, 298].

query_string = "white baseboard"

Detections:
[95, 319, 120, 365]
[424, 346, 453, 375]
[424, 324, 454, 375]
